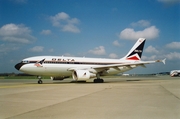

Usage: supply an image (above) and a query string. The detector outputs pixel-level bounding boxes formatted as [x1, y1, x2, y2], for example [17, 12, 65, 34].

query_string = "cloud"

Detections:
[165, 52, 180, 60]
[142, 55, 158, 61]
[0, 23, 36, 44]
[89, 46, 106, 55]
[131, 20, 151, 28]
[158, 0, 180, 5]
[144, 46, 159, 54]
[113, 40, 121, 47]
[48, 49, 54, 52]
[0, 44, 19, 54]
[50, 12, 80, 33]
[166, 42, 180, 49]
[119, 26, 159, 40]
[109, 53, 118, 58]
[63, 53, 74, 57]
[62, 23, 80, 33]
[40, 30, 52, 35]
[29, 46, 44, 52]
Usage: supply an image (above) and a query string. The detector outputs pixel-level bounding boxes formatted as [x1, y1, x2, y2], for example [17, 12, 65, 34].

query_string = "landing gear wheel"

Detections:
[38, 80, 43, 84]
[93, 79, 104, 83]
[37, 76, 43, 84]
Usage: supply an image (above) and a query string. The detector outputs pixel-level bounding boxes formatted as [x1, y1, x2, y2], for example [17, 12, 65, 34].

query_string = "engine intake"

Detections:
[72, 70, 96, 81]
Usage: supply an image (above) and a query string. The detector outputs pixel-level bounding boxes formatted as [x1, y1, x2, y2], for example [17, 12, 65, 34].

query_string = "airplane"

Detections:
[15, 38, 166, 84]
[170, 70, 180, 77]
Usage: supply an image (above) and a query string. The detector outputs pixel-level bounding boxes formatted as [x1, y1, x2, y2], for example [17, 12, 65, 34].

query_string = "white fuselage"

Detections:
[19, 56, 135, 77]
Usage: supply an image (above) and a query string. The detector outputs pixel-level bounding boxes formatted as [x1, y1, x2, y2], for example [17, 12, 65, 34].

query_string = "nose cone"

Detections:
[15, 63, 24, 70]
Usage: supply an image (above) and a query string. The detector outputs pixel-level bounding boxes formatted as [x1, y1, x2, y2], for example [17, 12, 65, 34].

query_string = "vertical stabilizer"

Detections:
[122, 38, 146, 60]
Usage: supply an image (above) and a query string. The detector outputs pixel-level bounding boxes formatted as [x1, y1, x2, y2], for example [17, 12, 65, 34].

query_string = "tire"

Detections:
[94, 79, 104, 83]
[38, 80, 43, 84]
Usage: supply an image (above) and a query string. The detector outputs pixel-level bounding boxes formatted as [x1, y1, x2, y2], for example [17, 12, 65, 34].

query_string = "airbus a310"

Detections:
[15, 38, 166, 84]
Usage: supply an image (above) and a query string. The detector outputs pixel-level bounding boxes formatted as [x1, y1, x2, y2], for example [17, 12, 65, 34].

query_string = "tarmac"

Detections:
[0, 76, 180, 119]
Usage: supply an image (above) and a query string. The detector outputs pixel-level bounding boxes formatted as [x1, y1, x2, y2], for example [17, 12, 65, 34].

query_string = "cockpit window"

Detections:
[22, 60, 29, 63]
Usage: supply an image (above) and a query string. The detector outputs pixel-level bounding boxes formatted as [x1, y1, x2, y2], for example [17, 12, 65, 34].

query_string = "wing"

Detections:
[68, 59, 166, 73]
[92, 59, 166, 72]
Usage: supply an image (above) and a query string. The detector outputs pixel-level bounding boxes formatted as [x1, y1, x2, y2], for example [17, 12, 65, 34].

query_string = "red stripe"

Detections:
[127, 56, 139, 60]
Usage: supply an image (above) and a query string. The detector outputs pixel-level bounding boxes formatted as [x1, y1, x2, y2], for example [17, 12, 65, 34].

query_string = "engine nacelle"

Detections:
[72, 70, 96, 81]
[50, 76, 69, 80]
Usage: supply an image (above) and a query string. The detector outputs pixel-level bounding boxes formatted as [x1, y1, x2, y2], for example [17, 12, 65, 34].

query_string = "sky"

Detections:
[0, 0, 180, 74]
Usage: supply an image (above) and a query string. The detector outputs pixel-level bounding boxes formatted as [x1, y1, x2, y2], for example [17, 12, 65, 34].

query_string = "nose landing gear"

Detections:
[37, 76, 43, 84]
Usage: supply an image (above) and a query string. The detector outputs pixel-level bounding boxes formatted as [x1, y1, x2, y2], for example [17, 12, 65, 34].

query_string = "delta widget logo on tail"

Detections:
[125, 38, 145, 60]
[126, 54, 141, 60]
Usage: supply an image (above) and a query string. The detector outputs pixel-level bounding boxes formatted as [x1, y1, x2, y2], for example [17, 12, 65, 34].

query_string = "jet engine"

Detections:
[50, 76, 69, 80]
[72, 70, 96, 81]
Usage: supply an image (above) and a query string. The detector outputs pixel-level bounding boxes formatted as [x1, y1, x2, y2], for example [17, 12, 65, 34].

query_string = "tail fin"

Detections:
[122, 38, 146, 60]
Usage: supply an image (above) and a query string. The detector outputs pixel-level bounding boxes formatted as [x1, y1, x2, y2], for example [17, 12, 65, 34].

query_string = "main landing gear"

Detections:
[37, 76, 43, 84]
[93, 78, 104, 83]
[93, 74, 104, 83]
